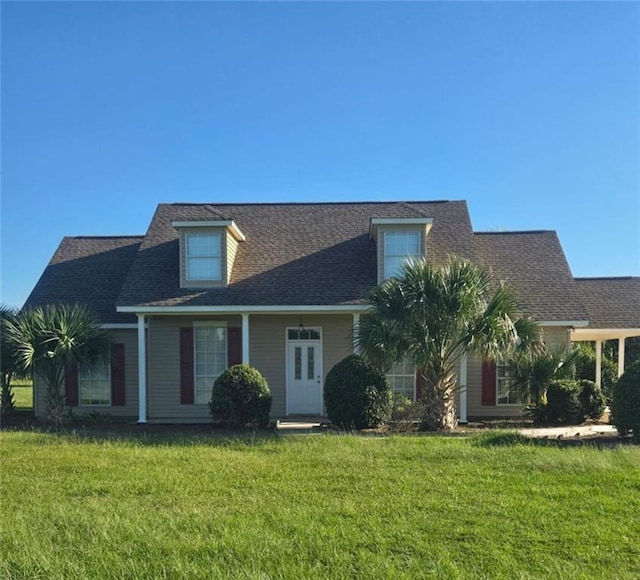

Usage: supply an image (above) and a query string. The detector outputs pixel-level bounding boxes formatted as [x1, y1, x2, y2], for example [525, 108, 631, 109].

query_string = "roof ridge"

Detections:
[203, 204, 232, 219]
[475, 230, 554, 235]
[66, 235, 144, 240]
[575, 276, 637, 281]
[167, 200, 457, 207]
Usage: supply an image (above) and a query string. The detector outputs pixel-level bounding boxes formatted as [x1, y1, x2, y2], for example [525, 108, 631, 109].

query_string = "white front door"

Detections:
[286, 333, 323, 415]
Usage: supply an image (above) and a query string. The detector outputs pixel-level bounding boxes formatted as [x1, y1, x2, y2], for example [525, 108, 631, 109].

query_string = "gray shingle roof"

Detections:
[117, 201, 477, 307]
[24, 236, 143, 323]
[575, 277, 640, 329]
[474, 231, 588, 322]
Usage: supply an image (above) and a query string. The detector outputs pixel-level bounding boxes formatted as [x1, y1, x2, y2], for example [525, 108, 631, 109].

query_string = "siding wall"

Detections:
[249, 314, 354, 417]
[147, 315, 241, 420]
[33, 329, 139, 419]
[467, 325, 572, 418]
[226, 232, 239, 283]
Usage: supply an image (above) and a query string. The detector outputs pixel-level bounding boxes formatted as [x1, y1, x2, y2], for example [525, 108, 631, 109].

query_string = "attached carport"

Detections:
[571, 277, 640, 385]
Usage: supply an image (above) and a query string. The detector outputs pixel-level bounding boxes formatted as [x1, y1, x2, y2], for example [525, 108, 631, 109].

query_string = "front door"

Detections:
[286, 330, 323, 415]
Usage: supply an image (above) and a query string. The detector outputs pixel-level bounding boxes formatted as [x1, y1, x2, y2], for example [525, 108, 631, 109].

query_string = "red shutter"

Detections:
[415, 368, 426, 401]
[64, 362, 79, 407]
[227, 327, 242, 367]
[110, 343, 125, 406]
[481, 360, 497, 406]
[180, 328, 194, 405]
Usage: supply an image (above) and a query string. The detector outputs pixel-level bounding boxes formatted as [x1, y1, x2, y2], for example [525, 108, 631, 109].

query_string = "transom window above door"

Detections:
[287, 328, 321, 341]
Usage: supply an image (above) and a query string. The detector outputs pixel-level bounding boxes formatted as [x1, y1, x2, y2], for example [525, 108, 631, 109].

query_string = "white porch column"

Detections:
[595, 339, 602, 387]
[241, 313, 250, 364]
[459, 353, 468, 424]
[137, 314, 147, 424]
[352, 313, 360, 354]
[618, 338, 626, 378]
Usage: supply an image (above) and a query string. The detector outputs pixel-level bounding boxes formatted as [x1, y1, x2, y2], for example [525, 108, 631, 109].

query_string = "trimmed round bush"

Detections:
[545, 380, 582, 424]
[324, 355, 392, 429]
[611, 360, 640, 442]
[209, 364, 272, 429]
[577, 379, 606, 421]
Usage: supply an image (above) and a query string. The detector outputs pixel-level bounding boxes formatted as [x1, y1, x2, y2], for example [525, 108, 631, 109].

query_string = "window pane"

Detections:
[186, 233, 220, 258]
[186, 233, 221, 281]
[295, 347, 302, 380]
[384, 232, 421, 279]
[79, 361, 111, 406]
[386, 360, 416, 401]
[307, 347, 315, 380]
[194, 326, 227, 404]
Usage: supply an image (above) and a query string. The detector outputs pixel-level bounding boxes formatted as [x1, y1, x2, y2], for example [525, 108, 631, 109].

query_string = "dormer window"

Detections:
[369, 217, 433, 283]
[185, 232, 221, 281]
[172, 219, 246, 288]
[384, 231, 420, 279]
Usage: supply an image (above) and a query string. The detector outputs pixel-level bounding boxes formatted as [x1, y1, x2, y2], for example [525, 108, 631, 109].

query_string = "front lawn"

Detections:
[1, 431, 638, 579]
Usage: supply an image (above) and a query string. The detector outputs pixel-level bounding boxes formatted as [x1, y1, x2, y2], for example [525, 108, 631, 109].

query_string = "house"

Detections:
[24, 201, 640, 423]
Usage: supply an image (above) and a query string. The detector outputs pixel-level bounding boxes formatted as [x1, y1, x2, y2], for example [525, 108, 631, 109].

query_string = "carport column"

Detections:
[352, 313, 360, 354]
[137, 314, 147, 424]
[459, 353, 468, 424]
[618, 338, 625, 378]
[242, 313, 250, 364]
[595, 339, 602, 387]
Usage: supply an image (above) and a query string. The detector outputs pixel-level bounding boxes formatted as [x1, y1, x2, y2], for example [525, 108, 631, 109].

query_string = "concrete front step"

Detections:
[275, 419, 330, 435]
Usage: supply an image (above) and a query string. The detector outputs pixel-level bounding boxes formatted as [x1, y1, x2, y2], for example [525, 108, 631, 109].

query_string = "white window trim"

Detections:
[383, 230, 422, 280]
[185, 231, 222, 282]
[79, 360, 111, 408]
[495, 360, 522, 406]
[193, 322, 228, 405]
[387, 362, 417, 402]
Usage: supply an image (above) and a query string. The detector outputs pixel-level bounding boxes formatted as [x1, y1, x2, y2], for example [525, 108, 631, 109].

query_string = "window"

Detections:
[387, 361, 416, 401]
[384, 231, 421, 279]
[287, 328, 321, 341]
[496, 360, 524, 405]
[185, 232, 221, 281]
[79, 362, 110, 406]
[194, 325, 227, 404]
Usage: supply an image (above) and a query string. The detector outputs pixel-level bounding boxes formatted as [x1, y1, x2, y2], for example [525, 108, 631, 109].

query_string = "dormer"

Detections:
[171, 220, 246, 288]
[369, 217, 433, 284]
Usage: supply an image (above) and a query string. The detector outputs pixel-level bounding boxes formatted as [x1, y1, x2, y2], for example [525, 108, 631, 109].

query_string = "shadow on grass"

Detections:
[473, 430, 630, 449]
[0, 416, 284, 448]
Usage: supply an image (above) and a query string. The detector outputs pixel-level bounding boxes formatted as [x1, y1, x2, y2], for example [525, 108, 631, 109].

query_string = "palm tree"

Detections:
[509, 345, 580, 416]
[1, 305, 23, 413]
[357, 258, 541, 431]
[5, 304, 112, 422]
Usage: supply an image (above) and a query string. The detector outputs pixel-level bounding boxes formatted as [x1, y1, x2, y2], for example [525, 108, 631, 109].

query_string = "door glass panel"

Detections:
[307, 347, 315, 380]
[294, 347, 302, 380]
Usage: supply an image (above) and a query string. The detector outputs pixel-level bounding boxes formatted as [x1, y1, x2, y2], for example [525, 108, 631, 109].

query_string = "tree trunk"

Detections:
[420, 375, 458, 431]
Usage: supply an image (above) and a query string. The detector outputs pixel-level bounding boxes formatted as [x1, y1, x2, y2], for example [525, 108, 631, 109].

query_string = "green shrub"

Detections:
[610, 361, 640, 442]
[575, 344, 617, 403]
[324, 355, 392, 429]
[543, 379, 605, 425]
[577, 380, 606, 421]
[209, 364, 272, 429]
[545, 380, 582, 424]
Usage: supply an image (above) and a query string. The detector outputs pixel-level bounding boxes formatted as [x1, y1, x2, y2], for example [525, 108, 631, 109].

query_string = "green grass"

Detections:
[10, 380, 33, 410]
[1, 432, 639, 579]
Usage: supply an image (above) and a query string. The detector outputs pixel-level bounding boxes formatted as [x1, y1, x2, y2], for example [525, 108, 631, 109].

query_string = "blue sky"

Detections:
[2, 2, 638, 307]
